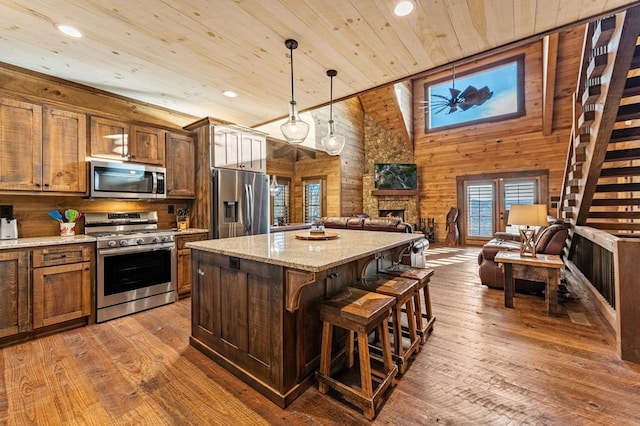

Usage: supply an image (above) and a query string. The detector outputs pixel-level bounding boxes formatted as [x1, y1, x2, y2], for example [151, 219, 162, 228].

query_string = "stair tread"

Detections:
[600, 166, 640, 176]
[591, 198, 639, 206]
[616, 103, 640, 122]
[623, 75, 640, 97]
[604, 147, 640, 161]
[588, 211, 640, 219]
[595, 182, 640, 192]
[610, 127, 640, 143]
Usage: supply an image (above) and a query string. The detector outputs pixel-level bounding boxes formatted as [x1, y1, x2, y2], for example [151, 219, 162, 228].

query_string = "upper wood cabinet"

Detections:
[42, 106, 87, 193]
[166, 131, 195, 198]
[90, 116, 165, 166]
[213, 125, 266, 172]
[0, 98, 43, 191]
[0, 98, 86, 193]
[130, 124, 166, 165]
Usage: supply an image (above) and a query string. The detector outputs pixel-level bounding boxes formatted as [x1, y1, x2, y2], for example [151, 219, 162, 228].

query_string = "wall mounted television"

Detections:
[374, 163, 418, 190]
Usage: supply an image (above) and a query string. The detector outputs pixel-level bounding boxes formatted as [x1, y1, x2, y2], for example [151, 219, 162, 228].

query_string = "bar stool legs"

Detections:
[354, 276, 420, 374]
[382, 267, 435, 344]
[317, 288, 397, 420]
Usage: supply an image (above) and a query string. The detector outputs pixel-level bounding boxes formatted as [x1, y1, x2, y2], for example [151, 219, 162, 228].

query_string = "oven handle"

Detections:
[98, 244, 174, 256]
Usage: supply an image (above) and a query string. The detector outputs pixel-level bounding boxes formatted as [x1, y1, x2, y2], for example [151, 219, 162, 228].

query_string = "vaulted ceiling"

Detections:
[1, 0, 638, 128]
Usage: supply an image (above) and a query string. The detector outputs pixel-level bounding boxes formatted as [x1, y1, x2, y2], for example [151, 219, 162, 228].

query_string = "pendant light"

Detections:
[320, 69, 345, 155]
[269, 175, 282, 197]
[280, 39, 309, 144]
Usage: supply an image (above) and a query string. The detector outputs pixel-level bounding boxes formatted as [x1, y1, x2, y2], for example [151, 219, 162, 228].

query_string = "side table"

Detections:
[495, 251, 564, 315]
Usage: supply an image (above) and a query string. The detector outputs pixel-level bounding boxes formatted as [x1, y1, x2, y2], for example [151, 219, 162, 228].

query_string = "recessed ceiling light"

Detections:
[394, 0, 415, 16]
[222, 90, 238, 98]
[56, 24, 82, 38]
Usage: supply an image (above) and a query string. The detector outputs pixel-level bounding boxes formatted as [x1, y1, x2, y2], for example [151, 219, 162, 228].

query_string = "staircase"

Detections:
[560, 6, 640, 363]
[562, 9, 640, 235]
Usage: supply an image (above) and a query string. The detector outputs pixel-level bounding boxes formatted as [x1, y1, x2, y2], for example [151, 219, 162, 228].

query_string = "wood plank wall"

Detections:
[410, 26, 584, 243]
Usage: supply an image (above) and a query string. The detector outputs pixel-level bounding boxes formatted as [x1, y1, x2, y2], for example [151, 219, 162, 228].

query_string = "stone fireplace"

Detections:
[379, 209, 405, 220]
[372, 194, 419, 228]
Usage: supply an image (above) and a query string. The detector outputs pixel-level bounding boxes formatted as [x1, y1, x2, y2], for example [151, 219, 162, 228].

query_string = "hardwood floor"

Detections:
[2, 246, 640, 425]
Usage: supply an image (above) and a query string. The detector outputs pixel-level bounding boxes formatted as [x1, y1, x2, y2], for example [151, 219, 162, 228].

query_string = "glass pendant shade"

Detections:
[269, 175, 282, 196]
[320, 69, 345, 155]
[281, 39, 309, 144]
[321, 120, 345, 155]
[280, 101, 309, 144]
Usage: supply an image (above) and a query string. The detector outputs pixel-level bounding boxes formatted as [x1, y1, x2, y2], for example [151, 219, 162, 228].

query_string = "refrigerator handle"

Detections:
[244, 183, 253, 232]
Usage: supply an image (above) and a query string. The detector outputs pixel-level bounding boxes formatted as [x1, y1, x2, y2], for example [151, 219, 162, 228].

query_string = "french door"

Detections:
[457, 171, 548, 245]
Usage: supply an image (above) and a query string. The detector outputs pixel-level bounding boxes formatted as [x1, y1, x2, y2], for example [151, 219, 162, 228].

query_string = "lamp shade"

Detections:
[508, 204, 548, 227]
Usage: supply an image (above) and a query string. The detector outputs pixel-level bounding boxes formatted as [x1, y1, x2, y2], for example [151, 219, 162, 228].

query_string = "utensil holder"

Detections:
[60, 222, 76, 236]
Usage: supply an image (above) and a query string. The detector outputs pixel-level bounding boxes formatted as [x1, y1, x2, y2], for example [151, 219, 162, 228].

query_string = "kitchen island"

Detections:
[187, 229, 422, 407]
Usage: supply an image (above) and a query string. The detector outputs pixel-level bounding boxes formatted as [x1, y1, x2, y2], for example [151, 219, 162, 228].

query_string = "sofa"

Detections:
[318, 216, 413, 233]
[477, 218, 568, 293]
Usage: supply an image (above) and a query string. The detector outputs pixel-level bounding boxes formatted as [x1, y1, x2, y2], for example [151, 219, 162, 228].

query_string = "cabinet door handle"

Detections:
[197, 269, 205, 276]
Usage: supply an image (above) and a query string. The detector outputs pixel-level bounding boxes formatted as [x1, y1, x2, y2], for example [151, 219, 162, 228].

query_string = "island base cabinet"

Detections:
[190, 249, 358, 407]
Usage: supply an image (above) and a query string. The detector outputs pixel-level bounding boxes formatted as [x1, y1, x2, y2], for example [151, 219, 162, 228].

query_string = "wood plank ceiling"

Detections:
[0, 0, 638, 128]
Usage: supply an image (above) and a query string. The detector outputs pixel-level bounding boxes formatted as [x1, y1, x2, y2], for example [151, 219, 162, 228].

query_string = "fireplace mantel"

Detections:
[371, 189, 419, 196]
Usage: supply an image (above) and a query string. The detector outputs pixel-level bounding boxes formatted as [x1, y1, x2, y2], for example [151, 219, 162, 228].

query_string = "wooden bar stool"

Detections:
[353, 276, 420, 374]
[317, 287, 397, 420]
[382, 266, 436, 344]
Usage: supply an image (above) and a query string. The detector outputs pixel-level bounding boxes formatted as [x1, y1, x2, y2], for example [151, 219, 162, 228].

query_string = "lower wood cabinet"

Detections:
[31, 244, 93, 329]
[175, 232, 208, 298]
[0, 250, 29, 338]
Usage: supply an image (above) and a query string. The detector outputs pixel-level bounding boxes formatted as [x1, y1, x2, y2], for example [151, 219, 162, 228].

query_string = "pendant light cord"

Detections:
[326, 69, 337, 122]
[329, 74, 333, 120]
[289, 46, 295, 102]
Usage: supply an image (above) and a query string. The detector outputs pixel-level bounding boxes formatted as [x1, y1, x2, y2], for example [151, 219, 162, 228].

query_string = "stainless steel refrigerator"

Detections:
[211, 168, 270, 239]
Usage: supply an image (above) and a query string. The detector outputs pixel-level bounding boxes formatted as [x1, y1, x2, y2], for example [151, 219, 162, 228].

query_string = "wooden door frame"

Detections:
[456, 169, 549, 246]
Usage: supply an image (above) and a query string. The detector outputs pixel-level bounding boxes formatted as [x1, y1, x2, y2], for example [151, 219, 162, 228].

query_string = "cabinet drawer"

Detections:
[176, 233, 207, 249]
[32, 244, 92, 268]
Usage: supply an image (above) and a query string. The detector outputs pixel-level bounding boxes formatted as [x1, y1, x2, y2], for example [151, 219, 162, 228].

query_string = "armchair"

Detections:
[477, 220, 568, 293]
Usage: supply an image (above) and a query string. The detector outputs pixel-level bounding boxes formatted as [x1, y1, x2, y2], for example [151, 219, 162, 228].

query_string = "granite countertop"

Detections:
[187, 229, 422, 272]
[173, 228, 209, 235]
[0, 228, 210, 250]
[0, 235, 97, 250]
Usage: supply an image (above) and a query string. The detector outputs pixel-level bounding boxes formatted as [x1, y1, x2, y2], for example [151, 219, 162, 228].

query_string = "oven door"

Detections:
[96, 243, 176, 322]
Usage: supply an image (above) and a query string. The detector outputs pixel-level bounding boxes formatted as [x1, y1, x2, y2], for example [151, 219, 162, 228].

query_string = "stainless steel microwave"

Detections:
[89, 160, 166, 199]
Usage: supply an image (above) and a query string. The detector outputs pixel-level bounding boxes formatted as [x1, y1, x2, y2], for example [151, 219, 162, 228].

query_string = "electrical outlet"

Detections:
[168, 204, 175, 214]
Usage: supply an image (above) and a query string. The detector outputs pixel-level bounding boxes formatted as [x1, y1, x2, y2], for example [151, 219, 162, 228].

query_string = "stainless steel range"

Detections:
[85, 211, 176, 323]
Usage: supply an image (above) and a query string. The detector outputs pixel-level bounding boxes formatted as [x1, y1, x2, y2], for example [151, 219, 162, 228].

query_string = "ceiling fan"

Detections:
[422, 65, 494, 114]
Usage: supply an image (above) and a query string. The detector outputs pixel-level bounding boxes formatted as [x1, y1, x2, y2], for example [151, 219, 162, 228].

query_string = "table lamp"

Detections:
[507, 204, 548, 257]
